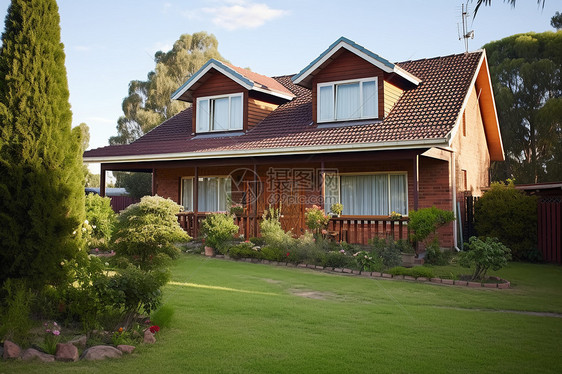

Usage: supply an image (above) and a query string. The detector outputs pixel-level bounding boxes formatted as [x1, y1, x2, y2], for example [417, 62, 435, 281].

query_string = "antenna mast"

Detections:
[458, 2, 475, 53]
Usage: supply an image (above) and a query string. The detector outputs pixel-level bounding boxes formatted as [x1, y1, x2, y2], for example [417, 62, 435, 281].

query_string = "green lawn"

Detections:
[2, 256, 562, 373]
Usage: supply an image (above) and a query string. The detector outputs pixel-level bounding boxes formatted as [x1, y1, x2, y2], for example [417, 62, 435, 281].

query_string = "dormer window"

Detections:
[317, 77, 378, 122]
[196, 93, 243, 132]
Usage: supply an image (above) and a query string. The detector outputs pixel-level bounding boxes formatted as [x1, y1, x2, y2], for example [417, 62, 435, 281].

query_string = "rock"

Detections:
[3, 340, 21, 359]
[55, 342, 79, 362]
[117, 344, 136, 354]
[68, 335, 87, 349]
[22, 348, 55, 362]
[143, 329, 156, 344]
[82, 345, 123, 361]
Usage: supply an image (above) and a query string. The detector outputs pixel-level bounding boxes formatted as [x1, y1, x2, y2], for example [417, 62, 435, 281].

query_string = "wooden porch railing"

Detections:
[176, 212, 259, 239]
[326, 216, 409, 245]
[178, 212, 409, 245]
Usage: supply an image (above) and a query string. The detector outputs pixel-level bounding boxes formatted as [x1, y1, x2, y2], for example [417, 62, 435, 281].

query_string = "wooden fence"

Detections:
[109, 196, 140, 213]
[465, 195, 562, 264]
[538, 198, 561, 264]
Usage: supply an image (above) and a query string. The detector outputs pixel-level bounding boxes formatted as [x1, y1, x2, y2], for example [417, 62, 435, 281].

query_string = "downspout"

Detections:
[450, 152, 461, 252]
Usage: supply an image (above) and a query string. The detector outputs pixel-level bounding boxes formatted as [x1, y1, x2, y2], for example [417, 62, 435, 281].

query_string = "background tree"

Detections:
[472, 0, 545, 17]
[74, 122, 99, 187]
[484, 31, 562, 183]
[0, 0, 85, 288]
[552, 11, 562, 30]
[110, 32, 227, 145]
[114, 171, 153, 199]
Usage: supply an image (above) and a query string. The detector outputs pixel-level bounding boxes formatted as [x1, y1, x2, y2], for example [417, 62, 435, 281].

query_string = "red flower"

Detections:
[149, 325, 160, 334]
[286, 252, 290, 257]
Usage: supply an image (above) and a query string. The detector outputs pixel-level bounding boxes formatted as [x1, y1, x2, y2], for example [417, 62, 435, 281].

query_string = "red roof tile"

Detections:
[84, 51, 483, 160]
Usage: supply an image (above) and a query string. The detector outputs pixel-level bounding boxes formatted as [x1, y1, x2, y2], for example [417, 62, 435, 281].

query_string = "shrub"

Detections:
[112, 195, 190, 269]
[96, 265, 170, 327]
[0, 279, 33, 344]
[474, 180, 537, 260]
[387, 266, 434, 278]
[459, 236, 512, 281]
[304, 205, 330, 235]
[369, 236, 402, 268]
[260, 206, 295, 252]
[200, 213, 239, 254]
[260, 245, 285, 262]
[325, 250, 355, 269]
[354, 250, 384, 272]
[59, 253, 112, 331]
[229, 241, 260, 259]
[85, 193, 117, 249]
[409, 207, 455, 246]
[151, 304, 175, 328]
[424, 244, 452, 266]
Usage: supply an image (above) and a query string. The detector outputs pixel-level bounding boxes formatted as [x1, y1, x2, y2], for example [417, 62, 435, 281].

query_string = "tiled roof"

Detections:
[224, 62, 294, 98]
[84, 51, 483, 160]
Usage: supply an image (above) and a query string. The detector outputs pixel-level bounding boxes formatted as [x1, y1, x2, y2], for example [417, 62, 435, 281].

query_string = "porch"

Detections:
[176, 211, 409, 245]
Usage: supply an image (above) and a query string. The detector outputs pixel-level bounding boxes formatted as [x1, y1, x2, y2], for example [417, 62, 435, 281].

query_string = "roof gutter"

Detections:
[83, 137, 449, 164]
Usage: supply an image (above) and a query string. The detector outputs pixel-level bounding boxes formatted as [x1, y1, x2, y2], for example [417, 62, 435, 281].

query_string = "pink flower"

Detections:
[53, 330, 60, 336]
[45, 329, 51, 333]
[339, 249, 345, 254]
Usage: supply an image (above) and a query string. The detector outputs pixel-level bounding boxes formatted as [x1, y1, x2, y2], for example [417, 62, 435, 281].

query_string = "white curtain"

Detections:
[212, 97, 229, 131]
[333, 174, 406, 216]
[324, 174, 340, 211]
[362, 80, 377, 118]
[342, 175, 387, 215]
[198, 177, 231, 212]
[181, 178, 193, 211]
[230, 95, 242, 130]
[390, 174, 407, 214]
[319, 85, 334, 121]
[197, 99, 209, 132]
[336, 82, 360, 120]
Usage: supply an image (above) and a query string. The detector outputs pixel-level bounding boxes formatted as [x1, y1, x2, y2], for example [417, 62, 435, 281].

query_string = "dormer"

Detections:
[171, 59, 294, 135]
[292, 37, 421, 125]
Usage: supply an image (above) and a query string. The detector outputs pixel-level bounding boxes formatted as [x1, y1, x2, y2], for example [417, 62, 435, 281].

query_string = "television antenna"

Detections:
[458, 2, 475, 53]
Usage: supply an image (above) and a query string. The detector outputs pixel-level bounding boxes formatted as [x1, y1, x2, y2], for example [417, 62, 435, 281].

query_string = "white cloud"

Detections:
[202, 1, 289, 31]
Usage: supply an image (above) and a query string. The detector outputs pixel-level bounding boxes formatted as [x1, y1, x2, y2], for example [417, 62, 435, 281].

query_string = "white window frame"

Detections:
[323, 172, 408, 216]
[181, 176, 232, 213]
[317, 77, 378, 123]
[196, 93, 243, 132]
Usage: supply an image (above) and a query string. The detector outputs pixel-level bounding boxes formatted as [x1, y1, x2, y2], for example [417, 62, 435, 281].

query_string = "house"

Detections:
[83, 37, 504, 249]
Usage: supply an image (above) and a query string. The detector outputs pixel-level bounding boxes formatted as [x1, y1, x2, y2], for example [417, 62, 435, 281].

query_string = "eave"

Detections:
[83, 138, 449, 164]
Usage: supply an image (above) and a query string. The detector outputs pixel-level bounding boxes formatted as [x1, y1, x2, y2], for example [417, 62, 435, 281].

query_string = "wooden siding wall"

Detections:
[247, 97, 279, 130]
[312, 49, 385, 122]
[191, 70, 248, 133]
[383, 80, 403, 116]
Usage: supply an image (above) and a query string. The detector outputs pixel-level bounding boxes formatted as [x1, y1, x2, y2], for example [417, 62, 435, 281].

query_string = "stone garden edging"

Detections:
[213, 254, 511, 289]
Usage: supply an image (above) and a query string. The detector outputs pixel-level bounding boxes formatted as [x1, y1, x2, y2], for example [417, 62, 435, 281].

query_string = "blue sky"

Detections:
[0, 0, 558, 159]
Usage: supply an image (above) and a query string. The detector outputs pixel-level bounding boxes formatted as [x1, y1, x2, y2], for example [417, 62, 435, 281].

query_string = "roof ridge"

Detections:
[397, 50, 483, 65]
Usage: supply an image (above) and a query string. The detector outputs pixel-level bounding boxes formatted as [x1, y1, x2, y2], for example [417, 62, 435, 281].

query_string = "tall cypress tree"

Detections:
[0, 0, 85, 288]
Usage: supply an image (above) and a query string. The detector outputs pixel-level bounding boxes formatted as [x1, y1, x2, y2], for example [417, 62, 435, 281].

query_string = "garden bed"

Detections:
[212, 254, 511, 289]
